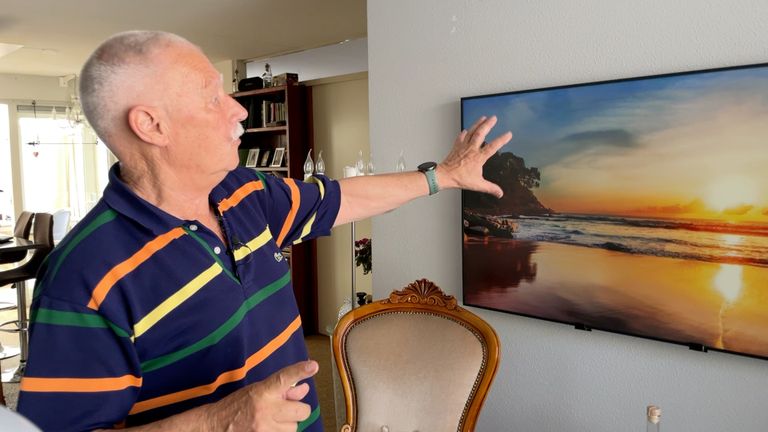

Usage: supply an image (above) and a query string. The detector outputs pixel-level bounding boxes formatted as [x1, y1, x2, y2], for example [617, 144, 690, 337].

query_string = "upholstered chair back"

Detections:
[333, 279, 500, 432]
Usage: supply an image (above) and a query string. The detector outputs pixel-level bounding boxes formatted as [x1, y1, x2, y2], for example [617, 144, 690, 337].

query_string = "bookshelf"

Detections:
[232, 82, 318, 334]
[233, 83, 308, 179]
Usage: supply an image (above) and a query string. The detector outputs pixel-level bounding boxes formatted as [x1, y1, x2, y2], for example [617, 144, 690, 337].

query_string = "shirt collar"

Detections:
[102, 163, 188, 236]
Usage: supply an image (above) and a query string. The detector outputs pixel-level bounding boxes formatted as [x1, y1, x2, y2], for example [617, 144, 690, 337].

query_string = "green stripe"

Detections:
[253, 170, 268, 192]
[31, 308, 130, 338]
[183, 227, 240, 284]
[140, 271, 291, 373]
[45, 209, 118, 285]
[298, 405, 320, 432]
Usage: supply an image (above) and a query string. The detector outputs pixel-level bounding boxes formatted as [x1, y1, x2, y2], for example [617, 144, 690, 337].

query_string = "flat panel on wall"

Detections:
[461, 62, 768, 361]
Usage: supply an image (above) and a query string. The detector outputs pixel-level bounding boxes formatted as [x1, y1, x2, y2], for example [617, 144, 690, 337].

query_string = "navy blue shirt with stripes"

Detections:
[17, 164, 340, 431]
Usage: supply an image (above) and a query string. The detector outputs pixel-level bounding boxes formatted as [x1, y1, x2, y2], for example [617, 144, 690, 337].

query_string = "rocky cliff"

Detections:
[464, 151, 552, 216]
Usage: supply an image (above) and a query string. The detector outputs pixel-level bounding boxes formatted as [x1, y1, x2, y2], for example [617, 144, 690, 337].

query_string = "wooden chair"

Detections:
[0, 211, 35, 265]
[0, 213, 53, 288]
[333, 279, 500, 432]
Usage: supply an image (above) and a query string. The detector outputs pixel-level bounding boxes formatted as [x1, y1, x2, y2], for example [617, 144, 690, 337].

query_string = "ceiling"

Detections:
[0, 0, 367, 77]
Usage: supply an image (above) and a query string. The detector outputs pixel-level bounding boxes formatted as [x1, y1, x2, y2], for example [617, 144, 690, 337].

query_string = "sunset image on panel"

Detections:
[461, 64, 768, 359]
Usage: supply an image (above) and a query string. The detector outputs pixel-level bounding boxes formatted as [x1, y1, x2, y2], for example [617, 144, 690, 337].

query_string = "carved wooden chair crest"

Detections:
[332, 279, 500, 432]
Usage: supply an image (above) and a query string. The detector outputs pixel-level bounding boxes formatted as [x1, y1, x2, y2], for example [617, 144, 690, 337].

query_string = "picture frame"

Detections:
[259, 149, 271, 167]
[245, 148, 260, 168]
[461, 62, 768, 361]
[270, 147, 285, 168]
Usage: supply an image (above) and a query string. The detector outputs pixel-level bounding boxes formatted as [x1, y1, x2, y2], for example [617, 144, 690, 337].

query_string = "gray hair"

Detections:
[79, 30, 191, 143]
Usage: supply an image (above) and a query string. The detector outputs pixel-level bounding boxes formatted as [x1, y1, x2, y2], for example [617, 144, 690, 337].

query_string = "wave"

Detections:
[510, 213, 768, 267]
[521, 232, 768, 267]
[525, 213, 768, 237]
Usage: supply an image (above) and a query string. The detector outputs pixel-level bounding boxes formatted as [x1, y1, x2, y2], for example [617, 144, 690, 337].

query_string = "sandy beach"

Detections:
[463, 239, 768, 359]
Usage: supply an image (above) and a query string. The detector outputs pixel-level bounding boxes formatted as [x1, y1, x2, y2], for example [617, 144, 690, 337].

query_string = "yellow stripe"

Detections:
[129, 315, 302, 415]
[305, 176, 326, 199]
[294, 214, 316, 245]
[88, 227, 186, 310]
[294, 177, 325, 243]
[21, 374, 142, 393]
[233, 227, 272, 261]
[133, 264, 222, 338]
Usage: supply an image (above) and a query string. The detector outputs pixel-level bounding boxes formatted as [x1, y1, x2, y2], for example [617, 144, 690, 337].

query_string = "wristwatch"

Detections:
[417, 161, 440, 196]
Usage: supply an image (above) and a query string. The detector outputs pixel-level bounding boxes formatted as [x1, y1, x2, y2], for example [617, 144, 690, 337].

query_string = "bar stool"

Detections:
[0, 211, 35, 383]
[0, 213, 53, 382]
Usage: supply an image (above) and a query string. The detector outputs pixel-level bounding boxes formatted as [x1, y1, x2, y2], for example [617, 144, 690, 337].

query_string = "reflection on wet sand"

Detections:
[463, 239, 768, 358]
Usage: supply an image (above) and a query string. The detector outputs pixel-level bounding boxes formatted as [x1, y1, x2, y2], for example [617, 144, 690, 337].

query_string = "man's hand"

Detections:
[333, 115, 512, 226]
[208, 360, 319, 432]
[437, 115, 512, 198]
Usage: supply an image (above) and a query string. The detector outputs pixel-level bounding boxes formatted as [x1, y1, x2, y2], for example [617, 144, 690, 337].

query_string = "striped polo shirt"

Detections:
[17, 164, 340, 431]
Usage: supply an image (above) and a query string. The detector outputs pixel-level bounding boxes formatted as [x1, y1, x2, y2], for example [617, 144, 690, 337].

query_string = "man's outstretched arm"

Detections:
[333, 115, 512, 227]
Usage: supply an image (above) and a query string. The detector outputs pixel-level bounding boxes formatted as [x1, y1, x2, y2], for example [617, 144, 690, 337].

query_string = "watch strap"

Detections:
[423, 168, 439, 195]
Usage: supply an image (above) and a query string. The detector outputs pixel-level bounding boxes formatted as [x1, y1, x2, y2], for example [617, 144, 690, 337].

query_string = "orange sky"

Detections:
[536, 106, 768, 222]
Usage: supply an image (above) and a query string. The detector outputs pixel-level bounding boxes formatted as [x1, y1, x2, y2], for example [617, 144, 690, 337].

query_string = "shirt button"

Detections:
[189, 224, 198, 231]
[213, 246, 222, 255]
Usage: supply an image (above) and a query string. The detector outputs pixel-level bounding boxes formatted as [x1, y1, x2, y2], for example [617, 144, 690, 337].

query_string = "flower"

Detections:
[354, 237, 372, 275]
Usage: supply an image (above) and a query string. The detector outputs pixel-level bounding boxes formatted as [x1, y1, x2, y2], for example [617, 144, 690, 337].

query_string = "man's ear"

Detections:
[127, 105, 170, 146]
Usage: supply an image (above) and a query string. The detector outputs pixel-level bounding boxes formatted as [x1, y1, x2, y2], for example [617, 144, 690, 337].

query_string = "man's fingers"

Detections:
[285, 382, 310, 401]
[465, 116, 487, 139]
[468, 116, 498, 148]
[266, 360, 319, 395]
[483, 130, 512, 156]
[272, 400, 312, 423]
[482, 180, 504, 198]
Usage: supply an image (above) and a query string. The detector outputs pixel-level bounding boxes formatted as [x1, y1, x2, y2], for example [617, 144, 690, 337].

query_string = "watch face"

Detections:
[418, 161, 437, 172]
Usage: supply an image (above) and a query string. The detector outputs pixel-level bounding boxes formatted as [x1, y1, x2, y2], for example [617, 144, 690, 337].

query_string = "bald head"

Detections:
[79, 31, 195, 146]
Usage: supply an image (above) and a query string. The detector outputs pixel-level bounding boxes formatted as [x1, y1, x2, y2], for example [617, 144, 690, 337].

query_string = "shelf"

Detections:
[245, 126, 287, 134]
[232, 85, 288, 98]
[248, 167, 289, 172]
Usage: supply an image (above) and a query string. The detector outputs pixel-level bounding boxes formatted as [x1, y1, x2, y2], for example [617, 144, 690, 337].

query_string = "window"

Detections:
[0, 103, 11, 230]
[17, 104, 111, 223]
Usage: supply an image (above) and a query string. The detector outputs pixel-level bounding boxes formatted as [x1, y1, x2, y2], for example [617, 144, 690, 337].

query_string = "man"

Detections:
[17, 31, 511, 431]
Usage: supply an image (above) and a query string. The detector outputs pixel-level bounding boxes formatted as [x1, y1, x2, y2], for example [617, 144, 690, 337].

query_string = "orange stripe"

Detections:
[21, 374, 142, 393]
[129, 315, 302, 415]
[217, 180, 264, 213]
[276, 178, 300, 246]
[88, 227, 186, 310]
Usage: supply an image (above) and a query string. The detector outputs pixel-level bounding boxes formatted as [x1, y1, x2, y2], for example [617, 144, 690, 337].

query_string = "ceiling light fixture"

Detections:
[58, 74, 88, 128]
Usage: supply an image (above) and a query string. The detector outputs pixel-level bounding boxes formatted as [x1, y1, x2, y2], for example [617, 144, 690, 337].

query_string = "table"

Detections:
[0, 236, 46, 382]
[0, 237, 45, 256]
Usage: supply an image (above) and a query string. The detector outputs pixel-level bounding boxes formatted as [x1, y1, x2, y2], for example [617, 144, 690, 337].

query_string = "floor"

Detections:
[305, 334, 338, 432]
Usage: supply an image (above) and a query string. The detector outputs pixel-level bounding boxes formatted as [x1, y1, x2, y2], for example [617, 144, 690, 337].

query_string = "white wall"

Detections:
[368, 1, 768, 431]
[213, 59, 235, 94]
[245, 38, 368, 82]
[308, 72, 372, 335]
[0, 74, 68, 101]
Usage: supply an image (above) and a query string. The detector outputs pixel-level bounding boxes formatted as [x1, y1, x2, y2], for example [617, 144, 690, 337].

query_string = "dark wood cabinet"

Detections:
[232, 83, 318, 334]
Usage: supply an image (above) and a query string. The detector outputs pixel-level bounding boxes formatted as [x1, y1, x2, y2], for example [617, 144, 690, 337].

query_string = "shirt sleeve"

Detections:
[262, 174, 341, 249]
[17, 295, 141, 432]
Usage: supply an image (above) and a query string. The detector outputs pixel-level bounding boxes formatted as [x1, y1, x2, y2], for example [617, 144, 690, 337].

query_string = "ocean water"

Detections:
[505, 213, 768, 267]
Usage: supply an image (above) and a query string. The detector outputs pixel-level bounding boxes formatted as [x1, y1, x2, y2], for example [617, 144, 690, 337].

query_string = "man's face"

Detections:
[161, 44, 248, 184]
